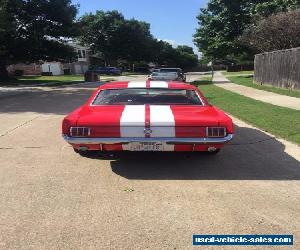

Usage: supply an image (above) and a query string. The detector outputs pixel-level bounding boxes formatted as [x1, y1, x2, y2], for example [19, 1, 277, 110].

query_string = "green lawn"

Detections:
[192, 77, 213, 85]
[0, 75, 85, 86]
[193, 81, 300, 145]
[0, 75, 116, 86]
[122, 72, 148, 76]
[223, 71, 254, 76]
[227, 75, 300, 98]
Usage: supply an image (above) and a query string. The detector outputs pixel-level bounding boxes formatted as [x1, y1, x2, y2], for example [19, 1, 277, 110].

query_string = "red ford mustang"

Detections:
[62, 81, 234, 155]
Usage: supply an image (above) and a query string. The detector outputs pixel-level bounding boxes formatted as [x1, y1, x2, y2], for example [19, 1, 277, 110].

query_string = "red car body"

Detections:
[62, 81, 234, 154]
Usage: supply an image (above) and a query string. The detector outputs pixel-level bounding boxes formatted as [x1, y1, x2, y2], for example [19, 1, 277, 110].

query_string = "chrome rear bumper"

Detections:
[63, 134, 234, 145]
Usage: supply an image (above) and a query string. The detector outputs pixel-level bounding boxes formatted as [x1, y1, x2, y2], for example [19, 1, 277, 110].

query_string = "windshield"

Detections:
[93, 88, 202, 105]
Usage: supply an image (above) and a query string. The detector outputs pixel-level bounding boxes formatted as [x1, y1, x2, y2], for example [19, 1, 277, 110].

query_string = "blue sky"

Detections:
[72, 0, 208, 54]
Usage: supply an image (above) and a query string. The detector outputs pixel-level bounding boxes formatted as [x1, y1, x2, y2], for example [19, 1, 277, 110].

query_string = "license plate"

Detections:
[128, 142, 163, 151]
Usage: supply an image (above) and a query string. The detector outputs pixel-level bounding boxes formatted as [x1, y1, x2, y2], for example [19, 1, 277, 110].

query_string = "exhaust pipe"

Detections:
[79, 146, 89, 151]
[208, 147, 217, 152]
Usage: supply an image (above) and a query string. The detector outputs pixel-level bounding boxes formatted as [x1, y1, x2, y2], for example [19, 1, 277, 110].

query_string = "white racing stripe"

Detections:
[150, 81, 168, 88]
[128, 81, 147, 88]
[120, 105, 145, 137]
[150, 105, 175, 151]
[120, 105, 145, 151]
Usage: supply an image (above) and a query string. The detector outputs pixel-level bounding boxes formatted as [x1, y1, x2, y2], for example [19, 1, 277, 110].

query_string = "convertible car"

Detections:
[62, 81, 234, 155]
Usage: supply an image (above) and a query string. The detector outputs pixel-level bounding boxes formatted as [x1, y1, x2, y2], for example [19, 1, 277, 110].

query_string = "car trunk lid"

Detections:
[76, 105, 223, 138]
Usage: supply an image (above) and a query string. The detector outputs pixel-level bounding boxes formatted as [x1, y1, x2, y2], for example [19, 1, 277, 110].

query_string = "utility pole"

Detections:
[208, 60, 214, 79]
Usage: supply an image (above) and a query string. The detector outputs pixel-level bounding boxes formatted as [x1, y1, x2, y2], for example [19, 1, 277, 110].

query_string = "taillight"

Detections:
[62, 118, 71, 135]
[206, 127, 226, 138]
[70, 127, 91, 137]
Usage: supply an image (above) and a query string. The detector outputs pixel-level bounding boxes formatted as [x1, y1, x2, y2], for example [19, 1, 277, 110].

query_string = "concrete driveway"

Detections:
[0, 79, 299, 250]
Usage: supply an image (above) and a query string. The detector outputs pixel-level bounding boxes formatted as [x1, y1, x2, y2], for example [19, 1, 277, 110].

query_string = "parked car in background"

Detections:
[148, 72, 185, 82]
[134, 67, 149, 74]
[94, 67, 122, 75]
[62, 80, 234, 155]
[160, 68, 186, 82]
[151, 68, 160, 73]
[159, 68, 183, 73]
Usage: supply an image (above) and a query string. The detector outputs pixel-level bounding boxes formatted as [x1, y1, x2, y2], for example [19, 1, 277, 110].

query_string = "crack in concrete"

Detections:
[0, 146, 43, 150]
[0, 116, 41, 139]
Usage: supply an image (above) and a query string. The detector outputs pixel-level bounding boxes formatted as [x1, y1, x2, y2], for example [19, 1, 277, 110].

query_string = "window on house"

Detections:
[82, 50, 86, 58]
[77, 50, 82, 58]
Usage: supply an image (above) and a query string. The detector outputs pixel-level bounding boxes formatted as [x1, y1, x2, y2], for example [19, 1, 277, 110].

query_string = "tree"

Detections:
[147, 41, 199, 70]
[79, 11, 125, 65]
[112, 19, 154, 64]
[252, 0, 300, 17]
[0, 0, 78, 79]
[176, 45, 195, 55]
[151, 40, 177, 66]
[241, 10, 300, 52]
[174, 46, 199, 70]
[193, 0, 300, 63]
[193, 0, 256, 63]
[79, 11, 154, 66]
[80, 10, 199, 70]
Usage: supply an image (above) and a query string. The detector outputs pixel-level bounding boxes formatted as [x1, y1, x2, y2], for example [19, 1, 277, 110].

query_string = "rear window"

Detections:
[152, 72, 177, 76]
[160, 68, 180, 73]
[92, 88, 202, 105]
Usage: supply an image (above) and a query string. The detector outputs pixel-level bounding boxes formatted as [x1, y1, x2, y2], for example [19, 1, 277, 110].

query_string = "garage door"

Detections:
[41, 63, 63, 75]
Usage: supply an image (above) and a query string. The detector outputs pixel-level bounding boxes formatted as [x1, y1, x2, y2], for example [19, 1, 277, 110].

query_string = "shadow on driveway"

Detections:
[0, 87, 95, 115]
[109, 125, 300, 180]
[1, 82, 299, 181]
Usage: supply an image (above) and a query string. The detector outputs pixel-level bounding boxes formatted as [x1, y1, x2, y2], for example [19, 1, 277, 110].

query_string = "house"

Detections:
[8, 42, 91, 76]
[41, 42, 90, 75]
[7, 63, 42, 75]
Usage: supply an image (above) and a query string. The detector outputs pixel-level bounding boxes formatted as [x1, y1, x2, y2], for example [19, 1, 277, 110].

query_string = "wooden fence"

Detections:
[254, 47, 300, 90]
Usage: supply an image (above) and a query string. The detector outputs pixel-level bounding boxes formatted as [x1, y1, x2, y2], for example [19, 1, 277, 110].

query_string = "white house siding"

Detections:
[41, 62, 64, 75]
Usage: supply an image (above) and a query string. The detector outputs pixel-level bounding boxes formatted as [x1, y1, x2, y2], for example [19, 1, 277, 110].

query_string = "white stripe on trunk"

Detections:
[120, 105, 145, 138]
[128, 81, 147, 88]
[150, 105, 175, 151]
[120, 105, 145, 151]
[150, 81, 168, 88]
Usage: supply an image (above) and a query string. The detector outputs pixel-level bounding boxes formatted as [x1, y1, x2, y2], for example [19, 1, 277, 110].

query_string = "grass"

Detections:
[192, 77, 213, 85]
[0, 75, 85, 86]
[122, 72, 148, 76]
[223, 71, 254, 76]
[227, 75, 300, 98]
[0, 74, 115, 86]
[193, 80, 300, 145]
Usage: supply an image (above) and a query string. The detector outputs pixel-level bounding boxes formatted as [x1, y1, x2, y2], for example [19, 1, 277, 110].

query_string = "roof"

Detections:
[99, 81, 197, 90]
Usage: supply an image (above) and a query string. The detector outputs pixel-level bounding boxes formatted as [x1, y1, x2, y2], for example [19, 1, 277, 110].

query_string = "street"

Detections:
[0, 76, 299, 249]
